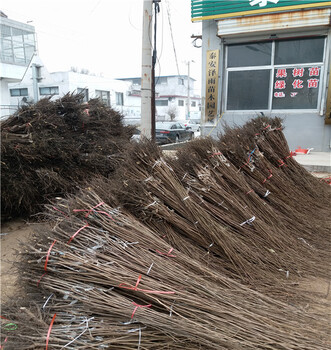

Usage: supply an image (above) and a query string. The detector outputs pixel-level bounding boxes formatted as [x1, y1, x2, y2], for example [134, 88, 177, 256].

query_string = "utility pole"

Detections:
[141, 0, 160, 141]
[151, 0, 160, 142]
[187, 60, 191, 121]
[141, 0, 153, 139]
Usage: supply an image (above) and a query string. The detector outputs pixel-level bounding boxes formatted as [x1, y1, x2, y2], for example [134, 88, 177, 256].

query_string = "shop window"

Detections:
[227, 70, 270, 110]
[155, 99, 168, 106]
[39, 86, 59, 95]
[178, 100, 184, 106]
[227, 42, 272, 67]
[272, 67, 320, 109]
[10, 88, 28, 97]
[274, 37, 324, 65]
[226, 37, 325, 111]
[116, 92, 124, 106]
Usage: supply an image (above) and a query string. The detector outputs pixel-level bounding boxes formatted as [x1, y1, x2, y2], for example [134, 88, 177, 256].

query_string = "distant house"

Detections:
[119, 75, 201, 122]
[0, 12, 36, 119]
[7, 56, 132, 115]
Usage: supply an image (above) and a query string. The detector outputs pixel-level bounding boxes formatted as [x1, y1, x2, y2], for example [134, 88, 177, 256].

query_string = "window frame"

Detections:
[10, 88, 28, 97]
[95, 90, 110, 106]
[77, 88, 89, 102]
[39, 86, 59, 96]
[1, 24, 35, 65]
[155, 99, 168, 107]
[115, 92, 124, 106]
[224, 36, 327, 113]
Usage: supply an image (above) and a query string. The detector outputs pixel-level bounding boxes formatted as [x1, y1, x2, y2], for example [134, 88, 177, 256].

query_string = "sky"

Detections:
[2, 0, 202, 94]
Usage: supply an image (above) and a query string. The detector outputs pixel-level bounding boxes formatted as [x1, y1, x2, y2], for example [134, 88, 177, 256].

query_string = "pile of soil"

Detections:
[1, 94, 135, 220]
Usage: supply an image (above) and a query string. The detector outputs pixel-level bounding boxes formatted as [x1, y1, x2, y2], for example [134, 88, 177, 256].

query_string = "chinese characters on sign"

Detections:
[273, 67, 320, 98]
[273, 67, 320, 109]
[205, 50, 219, 122]
[249, 0, 279, 7]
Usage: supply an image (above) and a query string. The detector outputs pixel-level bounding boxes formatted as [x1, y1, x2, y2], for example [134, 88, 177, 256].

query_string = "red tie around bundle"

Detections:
[155, 247, 176, 257]
[118, 275, 175, 295]
[45, 314, 56, 350]
[131, 302, 152, 319]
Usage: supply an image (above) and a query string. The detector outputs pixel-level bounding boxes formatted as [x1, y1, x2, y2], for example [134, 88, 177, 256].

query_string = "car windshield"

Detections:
[155, 122, 177, 130]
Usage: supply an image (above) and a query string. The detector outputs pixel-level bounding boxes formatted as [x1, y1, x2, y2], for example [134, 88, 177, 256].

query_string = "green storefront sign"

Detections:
[191, 0, 331, 21]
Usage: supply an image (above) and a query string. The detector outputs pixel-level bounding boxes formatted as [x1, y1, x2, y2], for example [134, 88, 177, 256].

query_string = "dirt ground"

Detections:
[0, 219, 47, 304]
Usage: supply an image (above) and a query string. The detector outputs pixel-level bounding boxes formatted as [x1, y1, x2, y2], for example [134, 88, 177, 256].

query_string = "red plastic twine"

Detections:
[156, 247, 176, 257]
[262, 169, 273, 184]
[45, 313, 56, 350]
[37, 240, 57, 287]
[44, 240, 57, 272]
[67, 223, 89, 244]
[73, 202, 115, 221]
[0, 337, 8, 349]
[37, 273, 47, 287]
[278, 159, 286, 167]
[118, 275, 175, 295]
[131, 302, 151, 319]
[285, 151, 296, 159]
[73, 202, 104, 218]
[52, 206, 68, 218]
[208, 152, 222, 158]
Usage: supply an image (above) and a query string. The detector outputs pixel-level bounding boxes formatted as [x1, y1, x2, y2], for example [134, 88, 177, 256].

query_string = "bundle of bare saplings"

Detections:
[1, 93, 135, 221]
[1, 117, 330, 349]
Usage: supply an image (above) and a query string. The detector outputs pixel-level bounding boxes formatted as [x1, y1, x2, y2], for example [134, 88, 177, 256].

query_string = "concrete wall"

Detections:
[1, 79, 13, 119]
[1, 63, 32, 119]
[156, 76, 195, 96]
[207, 112, 331, 151]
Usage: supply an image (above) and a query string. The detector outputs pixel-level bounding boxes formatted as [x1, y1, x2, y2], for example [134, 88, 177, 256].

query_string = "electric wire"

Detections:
[165, 0, 181, 77]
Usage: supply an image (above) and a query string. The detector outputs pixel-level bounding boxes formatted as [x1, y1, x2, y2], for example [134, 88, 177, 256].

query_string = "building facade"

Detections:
[192, 0, 331, 151]
[0, 12, 36, 118]
[7, 56, 132, 115]
[120, 75, 201, 123]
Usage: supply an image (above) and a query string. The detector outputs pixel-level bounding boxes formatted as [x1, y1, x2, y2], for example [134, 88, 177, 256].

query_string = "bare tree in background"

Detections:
[167, 105, 178, 121]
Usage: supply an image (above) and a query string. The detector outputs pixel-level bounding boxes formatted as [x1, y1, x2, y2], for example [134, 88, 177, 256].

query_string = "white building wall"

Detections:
[0, 79, 12, 119]
[8, 63, 133, 115]
[156, 96, 201, 122]
[155, 76, 201, 121]
[123, 94, 141, 120]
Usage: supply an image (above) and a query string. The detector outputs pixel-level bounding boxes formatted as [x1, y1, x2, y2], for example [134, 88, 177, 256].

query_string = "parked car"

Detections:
[155, 122, 194, 145]
[184, 121, 200, 132]
[130, 127, 141, 142]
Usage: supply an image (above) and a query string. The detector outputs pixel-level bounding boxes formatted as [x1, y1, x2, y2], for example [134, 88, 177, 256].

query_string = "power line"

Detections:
[165, 0, 180, 77]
